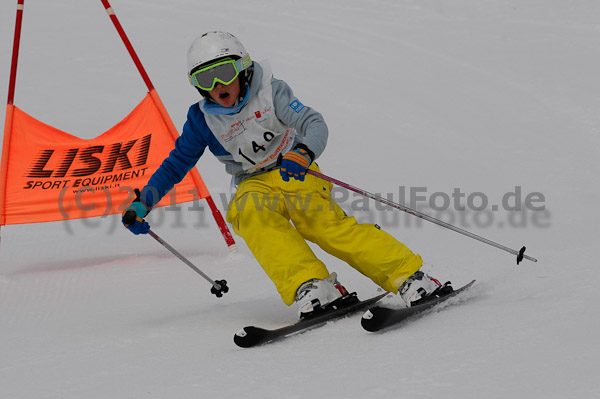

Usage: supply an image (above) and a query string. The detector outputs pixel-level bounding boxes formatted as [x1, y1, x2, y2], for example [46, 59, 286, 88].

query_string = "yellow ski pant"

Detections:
[226, 164, 423, 305]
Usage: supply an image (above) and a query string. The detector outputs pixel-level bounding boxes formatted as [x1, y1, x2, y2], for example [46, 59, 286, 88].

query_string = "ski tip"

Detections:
[360, 307, 390, 332]
[233, 326, 267, 348]
[361, 309, 379, 332]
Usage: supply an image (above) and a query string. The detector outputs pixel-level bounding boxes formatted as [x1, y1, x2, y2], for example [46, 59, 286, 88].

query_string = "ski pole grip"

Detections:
[122, 209, 137, 226]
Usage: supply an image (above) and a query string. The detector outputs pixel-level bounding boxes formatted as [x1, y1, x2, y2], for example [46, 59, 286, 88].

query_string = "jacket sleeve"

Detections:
[142, 105, 208, 208]
[271, 78, 328, 160]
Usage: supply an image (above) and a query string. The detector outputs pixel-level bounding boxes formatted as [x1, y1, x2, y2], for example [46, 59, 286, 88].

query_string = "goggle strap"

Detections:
[235, 54, 252, 72]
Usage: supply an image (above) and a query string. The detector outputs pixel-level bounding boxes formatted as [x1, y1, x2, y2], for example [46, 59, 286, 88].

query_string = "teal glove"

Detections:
[122, 189, 150, 235]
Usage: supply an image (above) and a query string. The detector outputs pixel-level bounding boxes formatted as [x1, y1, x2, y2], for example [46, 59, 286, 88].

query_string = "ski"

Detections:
[234, 292, 388, 348]
[361, 280, 476, 332]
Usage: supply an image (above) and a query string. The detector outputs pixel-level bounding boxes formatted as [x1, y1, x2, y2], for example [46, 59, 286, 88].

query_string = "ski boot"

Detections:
[399, 270, 453, 307]
[295, 273, 353, 320]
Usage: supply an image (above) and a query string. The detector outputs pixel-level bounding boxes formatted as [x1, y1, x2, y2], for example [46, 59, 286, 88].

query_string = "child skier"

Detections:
[122, 31, 448, 319]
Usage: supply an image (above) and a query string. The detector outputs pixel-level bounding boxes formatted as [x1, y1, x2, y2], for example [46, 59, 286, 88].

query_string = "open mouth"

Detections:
[219, 92, 230, 99]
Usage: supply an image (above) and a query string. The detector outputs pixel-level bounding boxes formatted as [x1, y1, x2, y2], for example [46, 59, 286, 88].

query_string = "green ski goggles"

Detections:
[188, 55, 252, 91]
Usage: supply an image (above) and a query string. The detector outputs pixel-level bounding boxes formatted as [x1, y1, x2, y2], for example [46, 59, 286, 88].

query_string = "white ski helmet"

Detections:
[186, 31, 254, 101]
[187, 31, 250, 75]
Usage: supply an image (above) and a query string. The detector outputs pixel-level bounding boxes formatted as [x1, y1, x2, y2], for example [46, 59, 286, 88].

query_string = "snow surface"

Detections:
[1, 0, 599, 398]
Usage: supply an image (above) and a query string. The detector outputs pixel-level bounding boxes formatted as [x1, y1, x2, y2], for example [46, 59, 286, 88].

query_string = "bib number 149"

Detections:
[238, 131, 275, 165]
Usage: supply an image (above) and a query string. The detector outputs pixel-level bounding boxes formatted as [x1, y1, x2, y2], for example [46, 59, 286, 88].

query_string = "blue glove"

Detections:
[122, 188, 150, 235]
[280, 146, 312, 182]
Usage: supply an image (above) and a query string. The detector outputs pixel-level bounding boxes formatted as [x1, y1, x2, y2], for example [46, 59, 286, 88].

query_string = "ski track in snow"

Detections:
[1, 0, 599, 398]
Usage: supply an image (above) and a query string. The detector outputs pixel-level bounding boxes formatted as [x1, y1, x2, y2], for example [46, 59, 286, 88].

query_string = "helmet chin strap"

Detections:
[196, 86, 211, 100]
[238, 66, 254, 102]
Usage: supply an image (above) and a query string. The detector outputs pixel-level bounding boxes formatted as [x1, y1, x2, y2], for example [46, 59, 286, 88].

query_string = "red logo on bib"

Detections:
[254, 111, 262, 119]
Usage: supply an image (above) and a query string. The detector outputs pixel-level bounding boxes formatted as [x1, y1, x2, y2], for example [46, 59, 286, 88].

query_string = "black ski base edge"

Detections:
[361, 280, 476, 332]
[234, 291, 388, 348]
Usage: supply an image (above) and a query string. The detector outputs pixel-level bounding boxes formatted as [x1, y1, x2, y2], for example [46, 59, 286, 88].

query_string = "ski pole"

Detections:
[148, 229, 229, 297]
[307, 169, 537, 265]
